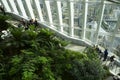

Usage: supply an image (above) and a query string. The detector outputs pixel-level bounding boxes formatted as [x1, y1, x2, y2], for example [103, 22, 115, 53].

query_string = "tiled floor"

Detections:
[65, 44, 86, 52]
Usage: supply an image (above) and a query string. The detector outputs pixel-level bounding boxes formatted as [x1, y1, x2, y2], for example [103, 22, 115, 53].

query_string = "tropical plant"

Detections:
[0, 14, 12, 32]
[0, 19, 107, 80]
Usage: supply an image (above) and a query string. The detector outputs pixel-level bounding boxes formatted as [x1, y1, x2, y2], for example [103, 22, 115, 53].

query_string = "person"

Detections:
[99, 50, 104, 60]
[109, 55, 115, 68]
[0, 5, 6, 15]
[20, 18, 26, 26]
[110, 55, 115, 62]
[17, 23, 22, 28]
[103, 49, 108, 61]
[95, 45, 100, 53]
[34, 18, 38, 27]
[29, 19, 34, 25]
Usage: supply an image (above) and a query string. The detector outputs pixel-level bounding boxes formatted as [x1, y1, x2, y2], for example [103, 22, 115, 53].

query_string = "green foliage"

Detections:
[0, 21, 106, 80]
[22, 71, 38, 80]
[84, 47, 99, 60]
[103, 65, 112, 79]
[0, 14, 12, 31]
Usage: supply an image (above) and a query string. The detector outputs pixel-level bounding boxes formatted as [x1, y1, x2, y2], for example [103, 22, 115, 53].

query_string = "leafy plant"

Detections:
[0, 14, 12, 32]
[0, 21, 106, 80]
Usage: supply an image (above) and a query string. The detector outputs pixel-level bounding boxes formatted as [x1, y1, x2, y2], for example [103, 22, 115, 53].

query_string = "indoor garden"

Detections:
[0, 14, 110, 80]
[0, 0, 120, 80]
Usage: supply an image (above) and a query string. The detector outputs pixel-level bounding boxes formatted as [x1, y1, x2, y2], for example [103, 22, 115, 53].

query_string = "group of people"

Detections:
[18, 18, 38, 30]
[94, 45, 115, 67]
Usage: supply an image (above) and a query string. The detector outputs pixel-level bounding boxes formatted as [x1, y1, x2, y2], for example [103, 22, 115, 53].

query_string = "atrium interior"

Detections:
[0, 0, 120, 80]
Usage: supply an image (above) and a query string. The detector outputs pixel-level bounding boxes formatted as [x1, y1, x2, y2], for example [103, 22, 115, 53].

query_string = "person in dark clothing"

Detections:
[103, 49, 108, 61]
[34, 19, 38, 27]
[0, 5, 6, 15]
[25, 21, 29, 30]
[29, 19, 34, 25]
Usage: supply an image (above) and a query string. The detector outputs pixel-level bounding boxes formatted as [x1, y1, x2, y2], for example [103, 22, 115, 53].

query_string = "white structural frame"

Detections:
[56, 1, 63, 32]
[44, 0, 53, 26]
[82, 0, 88, 40]
[69, 0, 74, 37]
[33, 0, 44, 22]
[24, 0, 35, 19]
[95, 0, 106, 44]
[7, 0, 18, 14]
[0, 0, 11, 12]
[15, 0, 28, 18]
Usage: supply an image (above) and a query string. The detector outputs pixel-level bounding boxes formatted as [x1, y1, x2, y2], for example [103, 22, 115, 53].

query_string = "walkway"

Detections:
[65, 44, 120, 80]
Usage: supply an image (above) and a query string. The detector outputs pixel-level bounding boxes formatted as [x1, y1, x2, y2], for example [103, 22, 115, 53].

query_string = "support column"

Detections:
[33, 0, 44, 22]
[15, 0, 27, 18]
[69, 0, 74, 37]
[95, 0, 105, 44]
[56, 1, 63, 32]
[81, 0, 88, 40]
[7, 0, 19, 14]
[44, 0, 53, 26]
[0, 0, 11, 12]
[7, 0, 13, 12]
[24, 0, 35, 19]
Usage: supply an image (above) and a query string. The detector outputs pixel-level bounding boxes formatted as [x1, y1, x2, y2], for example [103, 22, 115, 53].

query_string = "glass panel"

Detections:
[61, 2, 69, 27]
[63, 26, 69, 35]
[30, 0, 38, 19]
[112, 39, 120, 57]
[102, 3, 119, 32]
[74, 1, 83, 29]
[60, 1, 70, 35]
[86, 2, 101, 31]
[74, 1, 84, 38]
[97, 34, 112, 48]
[21, 0, 30, 17]
[50, 1, 59, 29]
[74, 29, 82, 38]
[14, 0, 22, 15]
[85, 31, 96, 42]
[97, 35, 104, 46]
[39, 0, 49, 22]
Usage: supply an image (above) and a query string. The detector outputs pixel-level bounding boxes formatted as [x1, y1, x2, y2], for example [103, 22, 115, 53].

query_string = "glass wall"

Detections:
[40, 0, 49, 23]
[14, 0, 22, 15]
[1, 0, 120, 50]
[50, 1, 59, 29]
[61, 1, 70, 35]
[85, 1, 102, 42]
[74, 0, 83, 38]
[102, 4, 119, 32]
[98, 2, 120, 50]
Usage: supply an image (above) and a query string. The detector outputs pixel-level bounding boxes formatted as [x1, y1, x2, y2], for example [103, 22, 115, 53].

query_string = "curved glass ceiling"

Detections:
[0, 0, 120, 53]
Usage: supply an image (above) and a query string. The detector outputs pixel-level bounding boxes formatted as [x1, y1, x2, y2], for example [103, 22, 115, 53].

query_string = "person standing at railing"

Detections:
[34, 18, 38, 27]
[103, 48, 109, 61]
